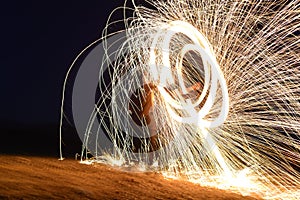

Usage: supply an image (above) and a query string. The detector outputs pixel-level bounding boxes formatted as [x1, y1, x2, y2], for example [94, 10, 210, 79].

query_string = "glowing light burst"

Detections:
[60, 0, 300, 199]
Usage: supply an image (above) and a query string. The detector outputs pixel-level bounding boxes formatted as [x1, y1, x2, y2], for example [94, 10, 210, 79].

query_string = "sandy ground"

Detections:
[0, 155, 260, 200]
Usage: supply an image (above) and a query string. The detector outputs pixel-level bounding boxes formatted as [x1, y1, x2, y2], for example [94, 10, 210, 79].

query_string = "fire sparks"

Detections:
[60, 0, 300, 199]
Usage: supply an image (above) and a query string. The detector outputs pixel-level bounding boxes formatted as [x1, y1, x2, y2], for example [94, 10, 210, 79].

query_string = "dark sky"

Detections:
[0, 1, 127, 155]
[1, 1, 125, 125]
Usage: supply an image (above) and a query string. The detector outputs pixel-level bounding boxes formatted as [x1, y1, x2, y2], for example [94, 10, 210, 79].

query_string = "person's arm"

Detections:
[186, 82, 202, 93]
[142, 90, 154, 116]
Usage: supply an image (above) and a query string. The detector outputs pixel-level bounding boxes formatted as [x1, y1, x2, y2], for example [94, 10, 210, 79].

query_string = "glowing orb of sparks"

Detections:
[60, 0, 300, 199]
[149, 20, 229, 128]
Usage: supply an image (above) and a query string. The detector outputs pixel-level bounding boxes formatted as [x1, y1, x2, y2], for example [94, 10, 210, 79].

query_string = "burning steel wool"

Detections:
[60, 0, 300, 199]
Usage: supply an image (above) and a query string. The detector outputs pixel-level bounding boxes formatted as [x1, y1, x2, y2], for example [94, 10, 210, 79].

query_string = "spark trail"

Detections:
[60, 0, 300, 199]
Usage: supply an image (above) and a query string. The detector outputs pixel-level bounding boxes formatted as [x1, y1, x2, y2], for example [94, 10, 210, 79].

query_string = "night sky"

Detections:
[0, 1, 125, 156]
